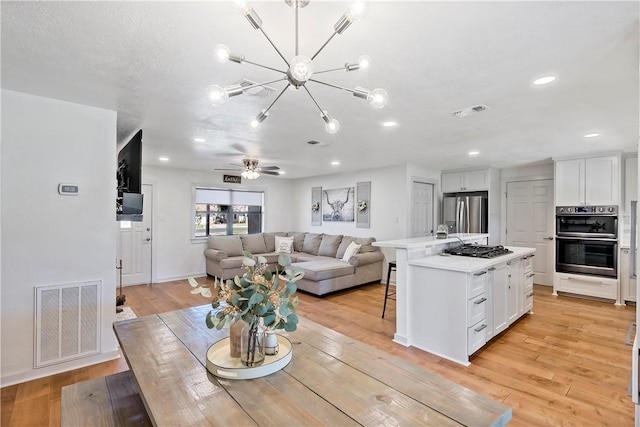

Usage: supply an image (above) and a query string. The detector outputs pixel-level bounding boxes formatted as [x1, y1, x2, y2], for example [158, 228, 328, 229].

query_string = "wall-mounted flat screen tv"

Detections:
[117, 129, 142, 197]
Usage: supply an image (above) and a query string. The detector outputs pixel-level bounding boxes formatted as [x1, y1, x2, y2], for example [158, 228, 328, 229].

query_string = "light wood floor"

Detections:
[2, 279, 636, 426]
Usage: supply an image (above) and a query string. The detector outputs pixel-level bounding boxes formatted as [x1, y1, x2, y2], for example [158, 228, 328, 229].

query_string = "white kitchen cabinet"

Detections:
[554, 272, 618, 301]
[555, 155, 620, 206]
[620, 247, 637, 303]
[442, 170, 489, 193]
[491, 262, 509, 335]
[624, 155, 638, 214]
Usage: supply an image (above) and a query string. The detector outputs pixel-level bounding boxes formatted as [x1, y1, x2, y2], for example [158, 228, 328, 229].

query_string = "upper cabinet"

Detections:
[555, 154, 620, 206]
[624, 155, 638, 213]
[442, 170, 489, 193]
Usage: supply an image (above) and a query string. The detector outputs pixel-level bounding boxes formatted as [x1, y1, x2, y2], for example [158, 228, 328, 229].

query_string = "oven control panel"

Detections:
[556, 205, 617, 215]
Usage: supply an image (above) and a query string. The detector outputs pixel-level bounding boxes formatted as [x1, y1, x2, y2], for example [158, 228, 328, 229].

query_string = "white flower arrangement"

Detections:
[357, 200, 368, 212]
[311, 202, 320, 212]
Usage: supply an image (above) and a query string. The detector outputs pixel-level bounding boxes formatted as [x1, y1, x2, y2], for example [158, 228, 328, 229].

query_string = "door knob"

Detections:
[146, 238, 151, 242]
[146, 228, 151, 231]
[543, 236, 554, 240]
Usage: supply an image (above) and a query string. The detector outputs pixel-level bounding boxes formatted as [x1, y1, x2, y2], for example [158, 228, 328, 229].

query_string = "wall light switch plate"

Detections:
[58, 183, 79, 195]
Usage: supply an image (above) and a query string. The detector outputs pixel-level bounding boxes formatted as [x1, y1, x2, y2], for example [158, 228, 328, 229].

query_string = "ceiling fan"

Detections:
[215, 158, 281, 180]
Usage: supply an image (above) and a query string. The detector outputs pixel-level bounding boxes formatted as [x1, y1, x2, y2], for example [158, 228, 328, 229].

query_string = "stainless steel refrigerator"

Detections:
[442, 192, 489, 235]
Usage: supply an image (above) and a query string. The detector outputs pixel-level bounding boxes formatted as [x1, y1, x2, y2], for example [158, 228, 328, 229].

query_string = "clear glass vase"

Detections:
[241, 317, 266, 367]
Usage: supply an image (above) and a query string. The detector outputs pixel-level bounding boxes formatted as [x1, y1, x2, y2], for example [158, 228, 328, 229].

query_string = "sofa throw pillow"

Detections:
[318, 234, 343, 257]
[240, 234, 267, 254]
[275, 236, 294, 254]
[341, 241, 361, 262]
[264, 232, 287, 252]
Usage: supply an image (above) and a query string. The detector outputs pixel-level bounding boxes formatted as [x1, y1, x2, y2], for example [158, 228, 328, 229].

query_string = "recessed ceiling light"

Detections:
[331, 161, 340, 166]
[533, 75, 556, 85]
[382, 121, 397, 127]
[159, 157, 169, 161]
[193, 137, 206, 143]
[468, 151, 479, 156]
[584, 133, 601, 138]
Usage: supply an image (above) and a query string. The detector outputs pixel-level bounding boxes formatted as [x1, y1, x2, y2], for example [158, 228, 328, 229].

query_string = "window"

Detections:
[194, 188, 264, 238]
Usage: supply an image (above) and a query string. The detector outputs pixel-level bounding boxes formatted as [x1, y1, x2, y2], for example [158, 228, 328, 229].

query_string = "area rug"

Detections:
[116, 306, 137, 322]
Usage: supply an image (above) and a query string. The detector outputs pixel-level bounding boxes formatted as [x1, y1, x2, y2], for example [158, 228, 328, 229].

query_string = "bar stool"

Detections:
[382, 261, 396, 318]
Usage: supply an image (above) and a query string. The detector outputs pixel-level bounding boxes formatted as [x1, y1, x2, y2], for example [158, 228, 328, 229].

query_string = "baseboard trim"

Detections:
[1, 350, 120, 387]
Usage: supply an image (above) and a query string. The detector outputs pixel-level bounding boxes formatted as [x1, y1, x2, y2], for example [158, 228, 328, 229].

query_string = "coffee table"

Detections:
[113, 305, 511, 426]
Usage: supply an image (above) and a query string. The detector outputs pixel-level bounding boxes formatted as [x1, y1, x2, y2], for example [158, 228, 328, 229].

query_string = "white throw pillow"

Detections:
[341, 241, 361, 262]
[275, 236, 294, 254]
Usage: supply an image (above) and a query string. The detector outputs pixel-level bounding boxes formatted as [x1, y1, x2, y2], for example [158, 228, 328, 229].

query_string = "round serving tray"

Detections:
[206, 335, 293, 380]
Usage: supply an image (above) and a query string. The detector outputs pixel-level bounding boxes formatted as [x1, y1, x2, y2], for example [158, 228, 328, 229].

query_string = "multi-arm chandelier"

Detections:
[206, 0, 388, 134]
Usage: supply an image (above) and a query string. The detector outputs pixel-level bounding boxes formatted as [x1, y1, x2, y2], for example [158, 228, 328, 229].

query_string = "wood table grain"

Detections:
[113, 305, 511, 426]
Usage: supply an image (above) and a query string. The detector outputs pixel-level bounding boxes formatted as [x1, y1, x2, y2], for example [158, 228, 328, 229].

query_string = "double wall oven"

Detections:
[555, 205, 618, 278]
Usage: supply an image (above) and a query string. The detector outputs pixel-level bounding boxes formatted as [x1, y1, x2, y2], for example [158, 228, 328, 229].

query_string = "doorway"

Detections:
[411, 180, 434, 238]
[117, 183, 153, 286]
[505, 179, 554, 286]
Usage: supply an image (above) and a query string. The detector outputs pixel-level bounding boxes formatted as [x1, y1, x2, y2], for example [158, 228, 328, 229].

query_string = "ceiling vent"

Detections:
[237, 79, 275, 98]
[452, 104, 490, 118]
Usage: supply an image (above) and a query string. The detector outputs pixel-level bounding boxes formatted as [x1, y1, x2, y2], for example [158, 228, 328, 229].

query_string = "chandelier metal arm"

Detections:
[258, 27, 290, 67]
[314, 66, 349, 75]
[242, 77, 289, 92]
[302, 86, 325, 114]
[308, 78, 355, 94]
[242, 59, 288, 75]
[263, 83, 291, 115]
[310, 31, 338, 61]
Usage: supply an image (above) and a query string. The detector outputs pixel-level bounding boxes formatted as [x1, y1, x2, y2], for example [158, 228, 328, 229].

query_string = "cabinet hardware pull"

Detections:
[507, 261, 512, 265]
[527, 273, 535, 278]
[527, 292, 534, 297]
[474, 324, 487, 332]
[474, 271, 487, 276]
[488, 267, 496, 271]
[567, 276, 604, 285]
[474, 297, 487, 304]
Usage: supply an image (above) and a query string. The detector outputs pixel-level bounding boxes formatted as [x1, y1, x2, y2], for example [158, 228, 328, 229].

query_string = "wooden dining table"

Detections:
[113, 305, 511, 426]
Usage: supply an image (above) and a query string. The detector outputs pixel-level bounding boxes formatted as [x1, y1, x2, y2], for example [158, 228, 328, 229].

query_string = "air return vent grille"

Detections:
[34, 281, 101, 368]
[452, 104, 490, 118]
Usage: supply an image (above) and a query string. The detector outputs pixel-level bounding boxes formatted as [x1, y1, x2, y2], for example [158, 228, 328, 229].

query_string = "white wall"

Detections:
[141, 166, 294, 282]
[1, 90, 118, 385]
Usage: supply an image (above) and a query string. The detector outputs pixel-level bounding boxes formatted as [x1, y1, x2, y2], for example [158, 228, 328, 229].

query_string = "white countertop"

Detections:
[408, 246, 536, 273]
[373, 233, 489, 249]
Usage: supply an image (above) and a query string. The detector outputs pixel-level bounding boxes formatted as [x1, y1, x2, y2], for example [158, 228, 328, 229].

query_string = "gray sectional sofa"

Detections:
[203, 232, 384, 296]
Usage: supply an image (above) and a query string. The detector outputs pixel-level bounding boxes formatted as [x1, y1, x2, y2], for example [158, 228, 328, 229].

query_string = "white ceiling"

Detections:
[2, 1, 638, 179]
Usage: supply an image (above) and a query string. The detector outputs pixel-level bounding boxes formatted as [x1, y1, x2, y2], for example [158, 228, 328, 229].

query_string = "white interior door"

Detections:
[117, 184, 152, 286]
[506, 180, 554, 286]
[411, 181, 434, 238]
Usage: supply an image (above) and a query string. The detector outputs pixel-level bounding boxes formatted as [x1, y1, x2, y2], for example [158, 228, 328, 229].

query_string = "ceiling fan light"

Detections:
[206, 84, 228, 106]
[242, 6, 263, 29]
[214, 44, 230, 64]
[289, 55, 314, 82]
[368, 88, 388, 108]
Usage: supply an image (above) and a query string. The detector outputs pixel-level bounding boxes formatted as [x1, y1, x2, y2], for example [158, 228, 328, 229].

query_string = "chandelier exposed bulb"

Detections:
[368, 88, 389, 108]
[358, 55, 371, 70]
[321, 111, 340, 134]
[250, 109, 269, 129]
[349, 1, 368, 20]
[214, 44, 230, 63]
[206, 85, 228, 106]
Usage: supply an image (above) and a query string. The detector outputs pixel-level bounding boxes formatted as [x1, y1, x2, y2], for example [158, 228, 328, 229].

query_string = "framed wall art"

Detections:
[322, 187, 354, 222]
[311, 186, 322, 226]
[356, 181, 371, 228]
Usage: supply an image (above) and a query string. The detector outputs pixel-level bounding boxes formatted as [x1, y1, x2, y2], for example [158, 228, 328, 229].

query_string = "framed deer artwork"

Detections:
[322, 187, 355, 222]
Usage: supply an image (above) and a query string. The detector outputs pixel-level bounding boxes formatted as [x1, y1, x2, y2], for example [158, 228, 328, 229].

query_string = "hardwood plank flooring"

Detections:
[1, 280, 635, 426]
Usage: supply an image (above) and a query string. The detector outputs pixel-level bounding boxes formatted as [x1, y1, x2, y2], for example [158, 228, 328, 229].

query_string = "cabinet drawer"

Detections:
[524, 271, 534, 289]
[469, 270, 487, 298]
[468, 320, 488, 355]
[556, 274, 617, 300]
[522, 255, 534, 273]
[468, 293, 487, 327]
[524, 288, 534, 312]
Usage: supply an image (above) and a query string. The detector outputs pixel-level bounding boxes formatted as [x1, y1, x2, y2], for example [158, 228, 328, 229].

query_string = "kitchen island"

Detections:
[374, 234, 489, 346]
[409, 247, 535, 365]
[374, 235, 534, 365]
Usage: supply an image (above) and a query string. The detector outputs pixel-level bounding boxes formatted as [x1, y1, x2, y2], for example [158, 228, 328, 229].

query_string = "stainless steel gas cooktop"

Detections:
[444, 244, 513, 259]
